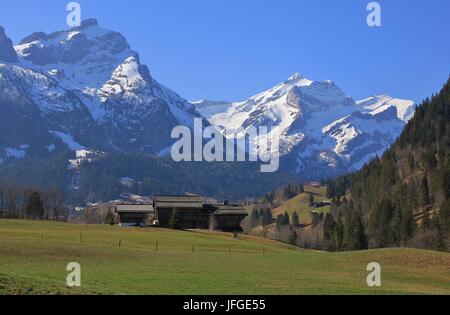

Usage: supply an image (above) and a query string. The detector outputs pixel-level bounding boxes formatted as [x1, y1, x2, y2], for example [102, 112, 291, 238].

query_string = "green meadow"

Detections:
[272, 185, 332, 225]
[0, 219, 449, 295]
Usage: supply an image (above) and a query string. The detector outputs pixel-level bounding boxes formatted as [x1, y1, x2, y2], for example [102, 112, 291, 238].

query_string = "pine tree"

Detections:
[323, 214, 334, 240]
[260, 208, 273, 226]
[283, 212, 290, 226]
[250, 209, 260, 227]
[168, 208, 179, 229]
[437, 199, 450, 232]
[334, 217, 344, 251]
[421, 176, 431, 207]
[326, 182, 335, 198]
[292, 212, 300, 227]
[309, 194, 315, 207]
[372, 199, 393, 247]
[26, 191, 44, 219]
[276, 214, 284, 231]
[104, 209, 115, 225]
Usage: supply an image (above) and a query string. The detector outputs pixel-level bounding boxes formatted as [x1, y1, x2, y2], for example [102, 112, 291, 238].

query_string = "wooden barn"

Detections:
[116, 195, 248, 231]
[153, 195, 205, 229]
[154, 195, 248, 231]
[115, 204, 154, 227]
[207, 203, 248, 232]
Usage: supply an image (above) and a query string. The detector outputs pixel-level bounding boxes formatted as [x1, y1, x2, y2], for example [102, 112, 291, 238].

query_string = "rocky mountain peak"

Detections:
[0, 26, 18, 62]
[284, 72, 313, 86]
[15, 19, 130, 66]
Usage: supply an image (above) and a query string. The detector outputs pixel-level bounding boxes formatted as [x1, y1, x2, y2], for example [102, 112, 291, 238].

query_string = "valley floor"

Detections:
[0, 220, 449, 295]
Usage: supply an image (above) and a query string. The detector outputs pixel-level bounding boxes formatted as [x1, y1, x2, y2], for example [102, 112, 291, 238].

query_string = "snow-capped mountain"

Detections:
[0, 19, 416, 181]
[193, 73, 416, 178]
[0, 19, 203, 162]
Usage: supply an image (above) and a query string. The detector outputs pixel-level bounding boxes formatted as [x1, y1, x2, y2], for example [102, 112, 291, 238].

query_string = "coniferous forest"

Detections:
[323, 78, 450, 251]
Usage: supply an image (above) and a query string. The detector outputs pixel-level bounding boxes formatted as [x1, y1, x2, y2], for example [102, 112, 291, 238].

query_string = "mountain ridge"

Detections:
[0, 19, 205, 162]
[193, 73, 415, 178]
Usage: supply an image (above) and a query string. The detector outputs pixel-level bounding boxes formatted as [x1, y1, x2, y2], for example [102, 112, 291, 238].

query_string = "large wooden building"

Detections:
[153, 195, 205, 229]
[115, 204, 154, 227]
[116, 195, 247, 231]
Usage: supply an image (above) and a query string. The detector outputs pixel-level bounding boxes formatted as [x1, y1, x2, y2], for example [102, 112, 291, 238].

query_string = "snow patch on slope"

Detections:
[50, 131, 85, 150]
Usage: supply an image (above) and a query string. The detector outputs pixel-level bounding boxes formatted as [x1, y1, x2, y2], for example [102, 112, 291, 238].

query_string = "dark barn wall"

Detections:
[157, 208, 208, 229]
[118, 212, 148, 225]
[211, 215, 246, 232]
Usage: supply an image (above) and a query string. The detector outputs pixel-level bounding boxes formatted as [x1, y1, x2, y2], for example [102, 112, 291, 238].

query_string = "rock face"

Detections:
[0, 26, 17, 62]
[0, 19, 204, 162]
[193, 73, 416, 179]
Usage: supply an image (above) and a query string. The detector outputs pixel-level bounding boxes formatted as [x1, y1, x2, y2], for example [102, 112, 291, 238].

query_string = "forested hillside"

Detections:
[76, 154, 294, 202]
[324, 78, 450, 251]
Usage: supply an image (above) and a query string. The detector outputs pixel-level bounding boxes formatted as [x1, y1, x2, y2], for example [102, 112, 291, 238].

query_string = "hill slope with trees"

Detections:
[323, 77, 450, 251]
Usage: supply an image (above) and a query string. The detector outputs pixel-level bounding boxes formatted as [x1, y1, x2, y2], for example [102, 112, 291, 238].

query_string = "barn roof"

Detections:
[116, 204, 154, 213]
[212, 209, 248, 216]
[154, 195, 203, 209]
[209, 204, 247, 216]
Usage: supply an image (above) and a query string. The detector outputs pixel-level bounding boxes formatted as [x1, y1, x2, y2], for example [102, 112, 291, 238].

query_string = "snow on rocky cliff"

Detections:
[193, 73, 416, 178]
[2, 18, 203, 156]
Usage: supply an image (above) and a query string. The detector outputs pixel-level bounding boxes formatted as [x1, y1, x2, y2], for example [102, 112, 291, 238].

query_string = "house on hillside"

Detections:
[310, 181, 321, 188]
[116, 195, 247, 231]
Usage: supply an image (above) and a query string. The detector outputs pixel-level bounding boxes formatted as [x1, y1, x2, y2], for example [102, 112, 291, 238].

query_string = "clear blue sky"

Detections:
[1, 0, 449, 103]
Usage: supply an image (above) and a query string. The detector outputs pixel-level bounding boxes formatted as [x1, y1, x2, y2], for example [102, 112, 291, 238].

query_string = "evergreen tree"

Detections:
[309, 194, 315, 207]
[250, 209, 261, 227]
[276, 212, 290, 230]
[26, 191, 44, 219]
[421, 176, 431, 207]
[275, 214, 284, 231]
[326, 182, 335, 199]
[323, 213, 337, 251]
[299, 183, 305, 194]
[168, 208, 179, 229]
[334, 217, 344, 251]
[437, 198, 450, 232]
[292, 211, 300, 227]
[371, 199, 394, 247]
[283, 212, 290, 226]
[400, 205, 415, 242]
[260, 208, 273, 226]
[104, 209, 115, 225]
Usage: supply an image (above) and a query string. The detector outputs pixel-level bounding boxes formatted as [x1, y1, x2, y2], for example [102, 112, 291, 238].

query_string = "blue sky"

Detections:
[1, 0, 449, 103]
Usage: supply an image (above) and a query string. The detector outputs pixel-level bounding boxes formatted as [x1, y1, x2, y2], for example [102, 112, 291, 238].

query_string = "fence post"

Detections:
[119, 240, 122, 247]
[80, 233, 83, 244]
[156, 241, 158, 251]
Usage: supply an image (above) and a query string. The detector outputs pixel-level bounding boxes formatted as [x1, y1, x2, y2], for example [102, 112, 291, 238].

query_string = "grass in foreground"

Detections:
[0, 219, 449, 295]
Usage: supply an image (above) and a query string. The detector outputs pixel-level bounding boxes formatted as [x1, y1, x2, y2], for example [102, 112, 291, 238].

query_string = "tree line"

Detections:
[0, 178, 66, 220]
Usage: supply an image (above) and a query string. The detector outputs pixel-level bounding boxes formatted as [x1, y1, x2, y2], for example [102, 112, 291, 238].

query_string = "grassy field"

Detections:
[0, 219, 449, 295]
[273, 185, 331, 225]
